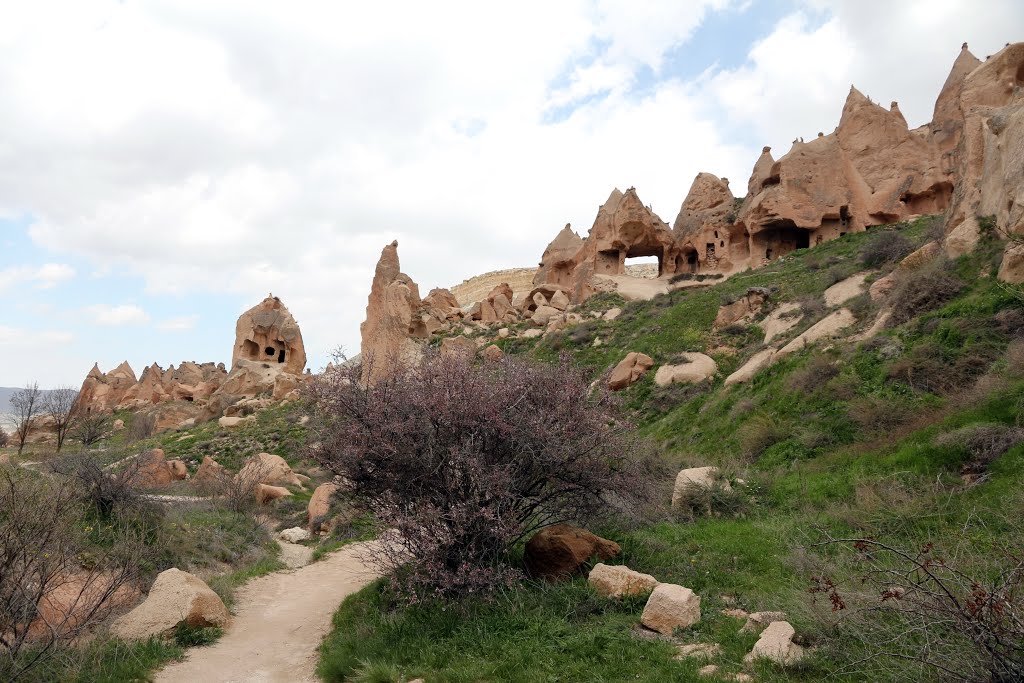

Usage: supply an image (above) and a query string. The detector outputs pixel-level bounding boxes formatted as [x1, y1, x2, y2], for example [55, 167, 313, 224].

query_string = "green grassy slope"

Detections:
[319, 218, 1024, 682]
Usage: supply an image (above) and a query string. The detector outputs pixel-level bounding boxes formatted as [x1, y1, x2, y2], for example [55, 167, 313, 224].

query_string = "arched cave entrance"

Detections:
[753, 220, 811, 261]
[623, 254, 660, 279]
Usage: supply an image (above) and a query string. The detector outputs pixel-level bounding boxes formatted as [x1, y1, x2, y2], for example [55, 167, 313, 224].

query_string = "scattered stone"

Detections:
[603, 307, 622, 321]
[714, 288, 770, 327]
[219, 415, 255, 429]
[698, 664, 719, 677]
[255, 484, 292, 505]
[550, 289, 570, 311]
[483, 344, 504, 361]
[740, 611, 788, 634]
[676, 643, 723, 660]
[439, 335, 477, 360]
[112, 419, 125, 431]
[522, 328, 543, 339]
[588, 563, 659, 598]
[672, 466, 729, 508]
[641, 583, 701, 635]
[721, 608, 749, 620]
[608, 352, 654, 391]
[531, 305, 562, 327]
[744, 620, 805, 666]
[498, 327, 510, 338]
[999, 242, 1024, 284]
[111, 568, 229, 640]
[524, 524, 620, 581]
[279, 527, 310, 543]
[654, 353, 717, 386]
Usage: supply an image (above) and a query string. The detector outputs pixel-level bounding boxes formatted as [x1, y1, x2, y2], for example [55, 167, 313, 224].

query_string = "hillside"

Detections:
[318, 216, 1024, 682]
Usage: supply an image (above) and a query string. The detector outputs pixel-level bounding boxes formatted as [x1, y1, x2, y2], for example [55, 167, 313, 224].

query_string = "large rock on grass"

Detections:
[237, 452, 302, 488]
[654, 353, 717, 386]
[744, 620, 805, 666]
[111, 568, 229, 640]
[524, 524, 620, 581]
[608, 352, 654, 391]
[308, 483, 339, 529]
[641, 583, 701, 634]
[588, 563, 659, 598]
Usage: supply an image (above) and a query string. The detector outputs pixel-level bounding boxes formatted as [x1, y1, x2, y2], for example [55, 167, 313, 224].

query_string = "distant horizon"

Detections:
[3, 1, 1022, 387]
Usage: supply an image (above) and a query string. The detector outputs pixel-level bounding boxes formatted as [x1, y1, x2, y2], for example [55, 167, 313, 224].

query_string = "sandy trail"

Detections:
[155, 540, 384, 683]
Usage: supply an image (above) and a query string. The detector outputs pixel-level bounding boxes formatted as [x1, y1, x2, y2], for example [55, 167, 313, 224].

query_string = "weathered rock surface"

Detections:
[279, 527, 310, 543]
[126, 449, 188, 489]
[231, 296, 306, 375]
[744, 620, 805, 666]
[308, 483, 338, 529]
[193, 456, 230, 490]
[608, 352, 654, 391]
[777, 308, 856, 357]
[111, 568, 229, 640]
[360, 241, 425, 385]
[255, 484, 292, 505]
[715, 288, 770, 327]
[524, 524, 621, 581]
[237, 453, 302, 488]
[654, 353, 718, 387]
[672, 466, 729, 508]
[740, 610, 788, 634]
[724, 349, 776, 386]
[439, 335, 478, 360]
[641, 583, 701, 635]
[824, 273, 869, 307]
[588, 563, 659, 598]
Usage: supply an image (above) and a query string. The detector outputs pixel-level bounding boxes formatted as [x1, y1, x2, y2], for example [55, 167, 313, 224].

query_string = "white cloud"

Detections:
[157, 315, 199, 332]
[0, 0, 1021, 378]
[0, 262, 75, 292]
[86, 304, 150, 326]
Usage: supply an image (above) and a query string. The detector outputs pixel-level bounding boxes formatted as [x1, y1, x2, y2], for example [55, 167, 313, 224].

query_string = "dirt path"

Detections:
[155, 540, 384, 683]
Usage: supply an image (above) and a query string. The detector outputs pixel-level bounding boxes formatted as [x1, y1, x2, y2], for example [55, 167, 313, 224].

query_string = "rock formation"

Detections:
[360, 241, 426, 385]
[111, 568, 230, 640]
[77, 362, 138, 414]
[526, 43, 1024, 303]
[232, 295, 307, 375]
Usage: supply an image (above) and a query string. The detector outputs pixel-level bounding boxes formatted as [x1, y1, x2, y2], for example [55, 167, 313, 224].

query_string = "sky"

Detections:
[1, 0, 1021, 388]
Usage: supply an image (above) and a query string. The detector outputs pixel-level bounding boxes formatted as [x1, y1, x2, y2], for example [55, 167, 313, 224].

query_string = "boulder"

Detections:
[654, 353, 717, 387]
[112, 419, 125, 431]
[675, 643, 723, 660]
[440, 335, 477, 360]
[549, 289, 570, 311]
[308, 483, 339, 528]
[193, 456, 230, 490]
[531, 305, 562, 327]
[641, 583, 701, 635]
[127, 449, 175, 489]
[219, 415, 255, 429]
[899, 241, 940, 271]
[237, 453, 302, 488]
[482, 344, 504, 361]
[672, 466, 729, 508]
[603, 307, 622, 321]
[255, 484, 292, 505]
[744, 620, 805, 666]
[279, 527, 310, 543]
[166, 459, 189, 481]
[524, 524, 620, 581]
[111, 568, 230, 640]
[608, 352, 654, 391]
[588, 563, 659, 598]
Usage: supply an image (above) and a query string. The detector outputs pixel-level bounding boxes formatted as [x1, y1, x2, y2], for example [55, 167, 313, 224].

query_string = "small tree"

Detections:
[44, 386, 80, 452]
[10, 382, 42, 456]
[308, 351, 655, 599]
[72, 413, 110, 447]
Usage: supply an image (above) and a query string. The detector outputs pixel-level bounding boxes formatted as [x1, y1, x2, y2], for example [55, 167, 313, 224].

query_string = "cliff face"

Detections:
[528, 42, 1024, 302]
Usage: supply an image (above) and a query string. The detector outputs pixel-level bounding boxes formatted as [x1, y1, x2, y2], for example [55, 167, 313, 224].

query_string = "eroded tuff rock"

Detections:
[111, 568, 229, 640]
[232, 295, 307, 375]
[77, 361, 138, 414]
[360, 241, 425, 385]
[674, 173, 740, 273]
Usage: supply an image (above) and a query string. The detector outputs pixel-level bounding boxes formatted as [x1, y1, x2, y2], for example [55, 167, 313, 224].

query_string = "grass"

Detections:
[14, 637, 184, 683]
[318, 218, 1024, 682]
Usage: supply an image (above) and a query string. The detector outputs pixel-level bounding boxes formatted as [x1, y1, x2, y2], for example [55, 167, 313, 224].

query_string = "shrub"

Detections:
[810, 529, 1024, 682]
[937, 423, 1024, 476]
[0, 468, 146, 683]
[888, 266, 964, 326]
[786, 356, 840, 395]
[71, 413, 110, 447]
[860, 231, 914, 267]
[738, 413, 790, 460]
[126, 413, 156, 443]
[307, 352, 656, 600]
[672, 481, 750, 522]
[0, 430, 8, 448]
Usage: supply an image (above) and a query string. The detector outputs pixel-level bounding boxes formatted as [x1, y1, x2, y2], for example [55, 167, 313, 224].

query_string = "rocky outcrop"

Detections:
[450, 267, 537, 308]
[76, 361, 138, 414]
[533, 224, 584, 289]
[714, 288, 770, 328]
[231, 295, 307, 375]
[674, 173, 740, 273]
[608, 352, 654, 391]
[654, 353, 718, 387]
[523, 524, 621, 581]
[111, 568, 230, 640]
[360, 241, 425, 385]
[125, 449, 189, 489]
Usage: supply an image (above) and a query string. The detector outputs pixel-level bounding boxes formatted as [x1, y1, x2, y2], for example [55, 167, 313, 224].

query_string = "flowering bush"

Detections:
[307, 351, 655, 599]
